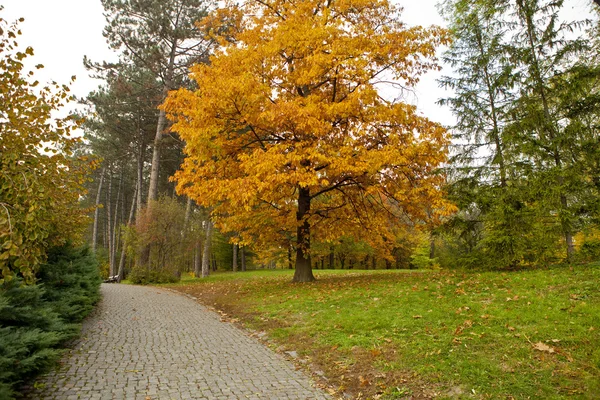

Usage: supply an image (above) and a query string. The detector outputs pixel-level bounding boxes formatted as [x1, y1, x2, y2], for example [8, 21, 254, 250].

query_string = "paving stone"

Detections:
[24, 284, 329, 400]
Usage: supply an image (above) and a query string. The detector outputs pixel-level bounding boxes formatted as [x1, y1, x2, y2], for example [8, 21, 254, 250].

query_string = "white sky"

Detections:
[1, 0, 594, 128]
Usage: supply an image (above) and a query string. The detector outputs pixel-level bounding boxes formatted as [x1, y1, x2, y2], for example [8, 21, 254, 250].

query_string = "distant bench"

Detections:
[104, 275, 119, 283]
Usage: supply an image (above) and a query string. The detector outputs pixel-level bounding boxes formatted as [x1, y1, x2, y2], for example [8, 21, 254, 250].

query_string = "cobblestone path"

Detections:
[26, 284, 330, 400]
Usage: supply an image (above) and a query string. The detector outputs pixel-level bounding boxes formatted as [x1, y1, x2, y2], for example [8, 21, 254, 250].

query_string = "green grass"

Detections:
[163, 266, 600, 399]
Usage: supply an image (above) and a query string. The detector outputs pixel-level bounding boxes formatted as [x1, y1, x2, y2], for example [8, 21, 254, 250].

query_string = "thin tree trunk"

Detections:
[194, 240, 202, 278]
[91, 168, 106, 252]
[182, 197, 192, 235]
[106, 169, 114, 276]
[241, 246, 246, 271]
[136, 140, 145, 220]
[147, 107, 166, 203]
[201, 220, 212, 278]
[111, 171, 123, 276]
[117, 184, 138, 282]
[288, 244, 293, 269]
[293, 186, 315, 282]
[147, 40, 177, 204]
[329, 247, 334, 269]
[371, 255, 376, 270]
[232, 243, 238, 272]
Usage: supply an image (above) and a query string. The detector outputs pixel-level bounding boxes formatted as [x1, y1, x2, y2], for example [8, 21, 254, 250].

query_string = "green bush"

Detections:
[0, 244, 101, 399]
[38, 245, 102, 322]
[127, 265, 180, 285]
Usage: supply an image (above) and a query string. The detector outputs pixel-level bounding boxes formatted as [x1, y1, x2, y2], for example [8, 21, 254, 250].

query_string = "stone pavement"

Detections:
[25, 284, 330, 400]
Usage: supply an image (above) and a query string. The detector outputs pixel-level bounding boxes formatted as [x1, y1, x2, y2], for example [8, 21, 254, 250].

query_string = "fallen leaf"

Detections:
[359, 375, 371, 387]
[371, 349, 382, 357]
[412, 315, 422, 319]
[533, 342, 555, 354]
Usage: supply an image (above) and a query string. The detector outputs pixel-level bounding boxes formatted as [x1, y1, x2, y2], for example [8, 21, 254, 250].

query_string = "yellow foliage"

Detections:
[164, 0, 455, 262]
[0, 16, 93, 283]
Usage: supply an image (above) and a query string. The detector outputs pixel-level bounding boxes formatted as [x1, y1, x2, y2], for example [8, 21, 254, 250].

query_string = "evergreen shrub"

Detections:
[0, 244, 101, 399]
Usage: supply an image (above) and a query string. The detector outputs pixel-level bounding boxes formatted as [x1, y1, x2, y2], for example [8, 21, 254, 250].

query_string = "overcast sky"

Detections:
[1, 0, 594, 127]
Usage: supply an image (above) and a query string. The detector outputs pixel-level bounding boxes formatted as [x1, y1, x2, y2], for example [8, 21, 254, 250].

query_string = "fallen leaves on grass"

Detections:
[532, 342, 555, 354]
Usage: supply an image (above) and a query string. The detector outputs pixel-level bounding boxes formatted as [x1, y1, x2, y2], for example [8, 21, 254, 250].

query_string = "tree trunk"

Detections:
[147, 107, 166, 203]
[329, 248, 334, 269]
[106, 169, 114, 276]
[117, 184, 138, 282]
[182, 197, 192, 234]
[147, 39, 177, 203]
[288, 244, 293, 269]
[111, 171, 123, 276]
[241, 246, 246, 271]
[293, 187, 315, 282]
[91, 168, 105, 252]
[136, 140, 145, 220]
[194, 239, 202, 278]
[371, 255, 376, 270]
[232, 243, 238, 272]
[201, 220, 212, 278]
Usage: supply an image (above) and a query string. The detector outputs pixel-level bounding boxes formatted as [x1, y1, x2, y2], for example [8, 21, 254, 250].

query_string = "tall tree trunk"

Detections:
[241, 246, 246, 271]
[371, 255, 376, 270]
[147, 107, 166, 203]
[136, 140, 145, 220]
[194, 239, 202, 278]
[106, 169, 114, 275]
[182, 197, 192, 234]
[111, 171, 123, 276]
[201, 220, 212, 278]
[429, 235, 436, 259]
[91, 168, 105, 252]
[288, 244, 293, 269]
[232, 243, 238, 272]
[329, 247, 334, 269]
[293, 187, 315, 282]
[117, 184, 138, 282]
[147, 40, 177, 203]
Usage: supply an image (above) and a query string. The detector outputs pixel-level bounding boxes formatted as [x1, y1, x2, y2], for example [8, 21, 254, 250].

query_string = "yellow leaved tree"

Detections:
[0, 14, 93, 283]
[165, 0, 455, 282]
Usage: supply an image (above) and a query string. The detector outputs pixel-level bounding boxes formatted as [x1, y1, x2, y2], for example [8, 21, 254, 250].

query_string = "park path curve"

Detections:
[26, 284, 330, 400]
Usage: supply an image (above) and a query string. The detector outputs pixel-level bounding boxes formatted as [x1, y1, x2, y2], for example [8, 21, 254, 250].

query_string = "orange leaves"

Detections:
[164, 0, 454, 255]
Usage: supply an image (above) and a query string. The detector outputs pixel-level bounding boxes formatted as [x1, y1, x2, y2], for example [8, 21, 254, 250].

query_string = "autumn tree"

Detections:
[165, 0, 454, 282]
[0, 15, 92, 283]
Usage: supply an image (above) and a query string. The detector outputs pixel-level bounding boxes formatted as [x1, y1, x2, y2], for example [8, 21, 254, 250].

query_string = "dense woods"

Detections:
[79, 0, 600, 284]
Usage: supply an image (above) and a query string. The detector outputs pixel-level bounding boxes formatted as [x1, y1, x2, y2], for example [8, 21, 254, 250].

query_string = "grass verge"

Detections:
[163, 266, 600, 399]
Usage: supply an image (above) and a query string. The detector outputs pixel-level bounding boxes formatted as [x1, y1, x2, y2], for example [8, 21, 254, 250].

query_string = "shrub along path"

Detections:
[25, 284, 330, 400]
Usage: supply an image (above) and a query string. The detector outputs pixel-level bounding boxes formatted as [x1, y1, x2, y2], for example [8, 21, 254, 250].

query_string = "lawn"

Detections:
[163, 265, 600, 399]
